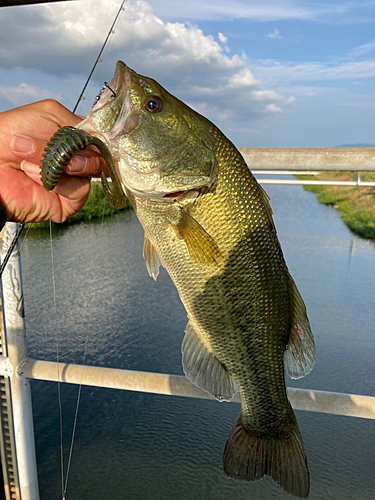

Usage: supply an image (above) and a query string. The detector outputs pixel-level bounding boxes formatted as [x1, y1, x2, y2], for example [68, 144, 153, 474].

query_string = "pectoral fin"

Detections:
[284, 278, 315, 379]
[182, 321, 237, 402]
[171, 209, 223, 266]
[143, 235, 161, 281]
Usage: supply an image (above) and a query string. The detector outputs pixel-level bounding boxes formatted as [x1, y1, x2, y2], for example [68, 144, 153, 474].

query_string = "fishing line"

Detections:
[57, 2, 130, 496]
[62, 326, 90, 500]
[101, 195, 106, 228]
[127, 0, 137, 48]
[19, 225, 30, 252]
[73, 0, 128, 113]
[48, 220, 65, 499]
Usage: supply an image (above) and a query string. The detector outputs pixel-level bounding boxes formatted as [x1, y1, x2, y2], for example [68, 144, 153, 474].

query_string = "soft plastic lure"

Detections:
[40, 126, 126, 209]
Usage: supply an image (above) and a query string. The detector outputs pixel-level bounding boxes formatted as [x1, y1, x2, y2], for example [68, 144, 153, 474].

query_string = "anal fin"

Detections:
[181, 321, 236, 402]
[284, 278, 315, 379]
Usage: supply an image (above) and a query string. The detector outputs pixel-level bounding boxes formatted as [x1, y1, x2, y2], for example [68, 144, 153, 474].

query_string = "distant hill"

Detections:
[336, 143, 375, 148]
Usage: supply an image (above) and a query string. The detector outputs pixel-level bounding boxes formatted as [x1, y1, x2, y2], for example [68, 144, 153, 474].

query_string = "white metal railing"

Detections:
[239, 147, 375, 186]
[10, 358, 375, 420]
[0, 224, 39, 500]
[1, 147, 375, 500]
[239, 147, 375, 171]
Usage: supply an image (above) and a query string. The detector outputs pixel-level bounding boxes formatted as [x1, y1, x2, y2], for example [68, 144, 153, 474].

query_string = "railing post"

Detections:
[0, 223, 39, 500]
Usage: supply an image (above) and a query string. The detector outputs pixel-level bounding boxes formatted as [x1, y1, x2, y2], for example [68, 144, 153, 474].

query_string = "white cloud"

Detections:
[0, 0, 288, 127]
[227, 68, 259, 88]
[218, 32, 230, 54]
[0, 0, 312, 136]
[145, 0, 375, 24]
[265, 103, 282, 113]
[217, 112, 229, 122]
[0, 83, 62, 106]
[347, 40, 375, 59]
[251, 90, 282, 101]
[218, 32, 227, 44]
[265, 28, 282, 39]
[252, 59, 375, 85]
[161, 22, 225, 64]
[0, 1, 247, 80]
[285, 96, 296, 105]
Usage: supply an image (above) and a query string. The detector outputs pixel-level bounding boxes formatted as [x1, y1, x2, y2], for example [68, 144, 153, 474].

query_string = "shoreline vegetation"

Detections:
[26, 182, 132, 229]
[294, 171, 375, 240]
[28, 174, 375, 241]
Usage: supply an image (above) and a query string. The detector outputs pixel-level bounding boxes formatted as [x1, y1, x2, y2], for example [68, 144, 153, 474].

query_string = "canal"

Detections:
[20, 180, 375, 499]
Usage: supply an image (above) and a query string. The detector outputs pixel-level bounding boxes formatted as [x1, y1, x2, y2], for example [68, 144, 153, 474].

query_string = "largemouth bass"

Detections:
[78, 61, 316, 497]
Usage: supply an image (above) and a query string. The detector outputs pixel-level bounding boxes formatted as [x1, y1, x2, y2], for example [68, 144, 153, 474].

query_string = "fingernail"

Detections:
[67, 154, 87, 173]
[10, 134, 35, 155]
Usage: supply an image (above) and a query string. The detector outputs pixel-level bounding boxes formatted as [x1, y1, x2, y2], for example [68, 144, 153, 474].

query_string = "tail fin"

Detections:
[223, 413, 310, 498]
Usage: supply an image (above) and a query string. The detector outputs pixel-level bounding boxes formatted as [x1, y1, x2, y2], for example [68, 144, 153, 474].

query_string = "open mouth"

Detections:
[163, 190, 186, 198]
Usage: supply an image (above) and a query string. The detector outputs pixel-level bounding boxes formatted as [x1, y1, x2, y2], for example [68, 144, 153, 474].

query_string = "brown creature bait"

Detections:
[40, 126, 126, 209]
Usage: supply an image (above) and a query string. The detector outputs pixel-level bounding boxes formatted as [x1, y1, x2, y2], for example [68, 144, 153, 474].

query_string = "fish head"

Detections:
[78, 61, 216, 200]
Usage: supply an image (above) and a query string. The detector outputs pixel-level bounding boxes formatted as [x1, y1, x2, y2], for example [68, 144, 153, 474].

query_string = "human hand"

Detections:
[0, 99, 107, 224]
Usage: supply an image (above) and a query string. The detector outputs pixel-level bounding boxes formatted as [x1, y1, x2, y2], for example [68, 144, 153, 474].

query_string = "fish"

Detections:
[47, 60, 316, 498]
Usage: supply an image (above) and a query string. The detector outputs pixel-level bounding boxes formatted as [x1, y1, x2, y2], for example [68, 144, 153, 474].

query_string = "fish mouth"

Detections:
[163, 190, 186, 198]
[118, 164, 209, 200]
[107, 62, 139, 140]
[78, 61, 139, 141]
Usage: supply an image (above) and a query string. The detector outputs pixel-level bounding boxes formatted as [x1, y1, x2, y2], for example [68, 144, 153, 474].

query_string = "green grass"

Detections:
[27, 182, 132, 229]
[295, 172, 375, 239]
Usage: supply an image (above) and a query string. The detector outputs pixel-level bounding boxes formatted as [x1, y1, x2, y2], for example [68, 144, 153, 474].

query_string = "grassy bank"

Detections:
[27, 182, 132, 229]
[295, 171, 375, 239]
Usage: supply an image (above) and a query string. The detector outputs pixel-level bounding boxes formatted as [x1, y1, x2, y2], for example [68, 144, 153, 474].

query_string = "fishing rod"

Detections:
[0, 224, 24, 278]
[73, 0, 127, 113]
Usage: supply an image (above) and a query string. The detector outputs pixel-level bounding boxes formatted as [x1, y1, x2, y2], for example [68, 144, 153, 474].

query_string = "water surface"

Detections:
[20, 182, 375, 500]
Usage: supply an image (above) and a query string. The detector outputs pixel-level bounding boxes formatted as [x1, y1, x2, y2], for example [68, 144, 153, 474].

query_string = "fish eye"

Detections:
[144, 96, 163, 113]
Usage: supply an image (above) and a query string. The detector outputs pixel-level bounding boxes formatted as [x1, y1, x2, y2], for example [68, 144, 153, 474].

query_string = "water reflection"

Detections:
[20, 182, 375, 500]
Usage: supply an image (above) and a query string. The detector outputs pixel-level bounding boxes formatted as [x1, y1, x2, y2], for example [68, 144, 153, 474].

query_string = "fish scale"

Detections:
[42, 60, 315, 498]
[130, 129, 298, 442]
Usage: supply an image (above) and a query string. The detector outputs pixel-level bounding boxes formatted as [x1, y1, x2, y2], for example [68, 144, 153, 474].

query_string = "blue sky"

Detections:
[0, 0, 374, 147]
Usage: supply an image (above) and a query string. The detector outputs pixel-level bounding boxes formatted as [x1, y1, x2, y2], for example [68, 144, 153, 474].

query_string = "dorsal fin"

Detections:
[259, 184, 273, 216]
[284, 278, 315, 379]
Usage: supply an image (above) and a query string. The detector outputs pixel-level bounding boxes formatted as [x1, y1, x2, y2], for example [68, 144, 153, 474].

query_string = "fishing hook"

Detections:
[93, 82, 117, 107]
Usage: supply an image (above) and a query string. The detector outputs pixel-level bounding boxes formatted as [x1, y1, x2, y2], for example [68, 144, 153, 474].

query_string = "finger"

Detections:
[39, 99, 83, 128]
[20, 158, 91, 204]
[52, 171, 90, 202]
[10, 134, 48, 163]
[20, 166, 90, 222]
[65, 150, 109, 178]
[20, 160, 42, 184]
[11, 133, 109, 179]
